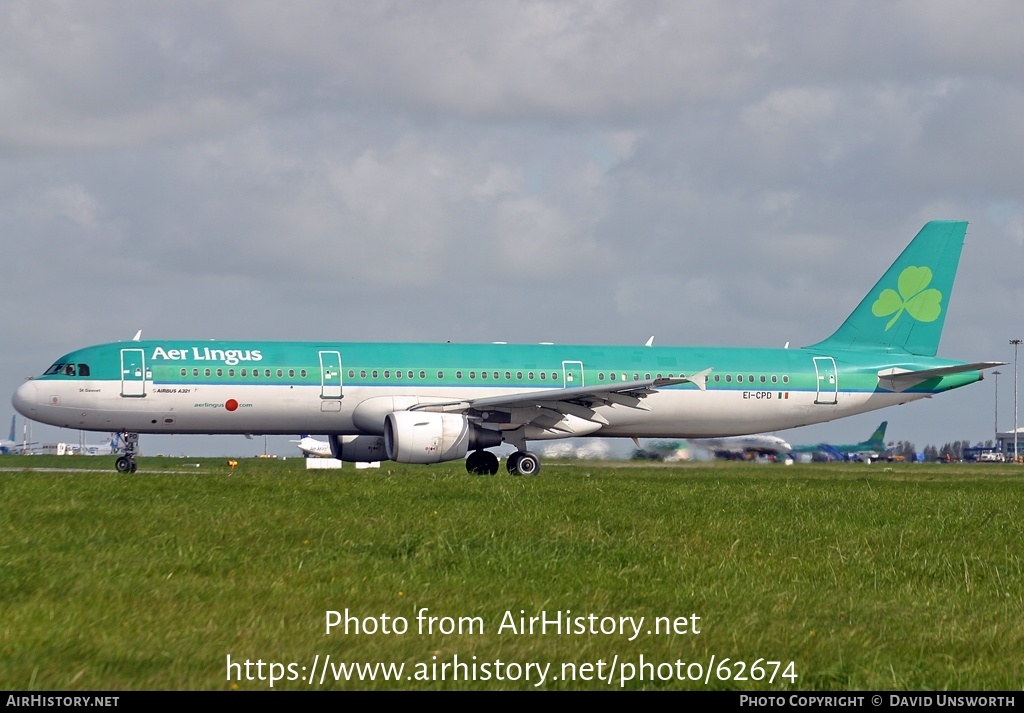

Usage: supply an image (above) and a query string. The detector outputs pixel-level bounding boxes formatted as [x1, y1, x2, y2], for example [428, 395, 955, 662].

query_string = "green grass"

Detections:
[1, 456, 1022, 690]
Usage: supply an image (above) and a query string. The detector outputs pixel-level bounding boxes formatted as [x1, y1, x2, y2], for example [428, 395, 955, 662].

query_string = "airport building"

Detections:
[996, 428, 1024, 461]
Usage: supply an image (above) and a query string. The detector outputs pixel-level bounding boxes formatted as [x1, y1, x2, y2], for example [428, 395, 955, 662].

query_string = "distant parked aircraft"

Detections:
[292, 435, 333, 458]
[791, 421, 888, 462]
[0, 416, 29, 454]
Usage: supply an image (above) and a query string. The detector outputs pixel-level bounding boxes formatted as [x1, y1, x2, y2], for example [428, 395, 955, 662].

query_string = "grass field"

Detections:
[1, 455, 1022, 690]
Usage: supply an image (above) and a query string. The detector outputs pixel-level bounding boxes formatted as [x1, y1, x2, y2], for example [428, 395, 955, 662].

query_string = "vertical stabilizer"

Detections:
[8, 415, 14, 442]
[866, 421, 887, 449]
[809, 221, 967, 356]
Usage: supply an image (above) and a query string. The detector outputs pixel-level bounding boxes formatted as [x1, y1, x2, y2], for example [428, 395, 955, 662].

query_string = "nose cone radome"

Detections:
[12, 380, 37, 419]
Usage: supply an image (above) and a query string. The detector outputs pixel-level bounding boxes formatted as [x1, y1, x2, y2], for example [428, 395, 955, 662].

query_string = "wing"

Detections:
[411, 369, 712, 435]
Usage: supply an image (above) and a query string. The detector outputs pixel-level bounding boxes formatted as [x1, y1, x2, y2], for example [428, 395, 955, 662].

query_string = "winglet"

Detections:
[645, 336, 655, 347]
[132, 330, 142, 342]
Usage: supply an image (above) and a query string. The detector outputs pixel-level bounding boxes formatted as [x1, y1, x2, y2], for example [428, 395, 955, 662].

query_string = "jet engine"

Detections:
[384, 411, 501, 464]
[328, 435, 388, 462]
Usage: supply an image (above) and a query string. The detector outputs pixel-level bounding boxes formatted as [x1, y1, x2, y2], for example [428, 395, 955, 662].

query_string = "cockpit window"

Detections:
[44, 362, 90, 377]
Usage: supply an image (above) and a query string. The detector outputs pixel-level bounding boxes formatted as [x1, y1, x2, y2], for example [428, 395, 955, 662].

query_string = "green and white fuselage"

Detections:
[11, 339, 985, 436]
[11, 221, 1002, 474]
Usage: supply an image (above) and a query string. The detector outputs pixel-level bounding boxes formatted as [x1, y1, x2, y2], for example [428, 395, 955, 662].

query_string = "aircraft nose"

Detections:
[12, 380, 38, 418]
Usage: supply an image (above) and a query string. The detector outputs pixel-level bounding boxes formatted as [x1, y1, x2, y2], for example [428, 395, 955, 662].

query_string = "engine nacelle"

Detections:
[328, 435, 389, 462]
[384, 411, 501, 464]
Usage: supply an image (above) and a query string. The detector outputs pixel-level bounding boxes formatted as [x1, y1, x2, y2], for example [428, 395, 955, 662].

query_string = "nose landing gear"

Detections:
[114, 432, 139, 473]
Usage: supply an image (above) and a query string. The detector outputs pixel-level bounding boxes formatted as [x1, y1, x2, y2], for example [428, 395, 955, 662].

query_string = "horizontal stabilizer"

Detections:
[877, 362, 1005, 392]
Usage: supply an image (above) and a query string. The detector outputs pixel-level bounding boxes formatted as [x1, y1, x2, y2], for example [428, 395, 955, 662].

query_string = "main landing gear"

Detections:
[114, 432, 139, 473]
[464, 450, 541, 476]
[466, 450, 499, 475]
[506, 451, 540, 476]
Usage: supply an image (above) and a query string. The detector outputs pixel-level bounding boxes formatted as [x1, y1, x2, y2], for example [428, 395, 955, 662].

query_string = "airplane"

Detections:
[0, 415, 30, 455]
[691, 433, 793, 461]
[789, 421, 889, 462]
[292, 435, 333, 458]
[11, 221, 1004, 476]
[634, 433, 792, 462]
[75, 432, 120, 457]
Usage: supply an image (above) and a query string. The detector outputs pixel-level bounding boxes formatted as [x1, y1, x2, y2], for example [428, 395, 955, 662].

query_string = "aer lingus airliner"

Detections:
[12, 221, 1002, 475]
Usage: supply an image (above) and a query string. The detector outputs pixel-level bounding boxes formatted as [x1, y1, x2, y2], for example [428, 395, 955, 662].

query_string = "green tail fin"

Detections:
[809, 221, 967, 356]
[867, 421, 887, 449]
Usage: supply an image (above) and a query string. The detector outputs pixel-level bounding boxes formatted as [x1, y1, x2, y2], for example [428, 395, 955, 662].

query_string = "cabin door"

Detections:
[319, 351, 343, 399]
[813, 356, 838, 405]
[562, 360, 585, 388]
[120, 348, 148, 397]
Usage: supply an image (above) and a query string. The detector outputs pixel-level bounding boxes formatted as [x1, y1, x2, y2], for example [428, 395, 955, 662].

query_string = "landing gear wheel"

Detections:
[114, 432, 140, 473]
[507, 451, 541, 476]
[466, 450, 499, 475]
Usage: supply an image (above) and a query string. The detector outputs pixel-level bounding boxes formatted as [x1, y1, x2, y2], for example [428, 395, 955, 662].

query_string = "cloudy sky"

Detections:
[3, 1, 1022, 457]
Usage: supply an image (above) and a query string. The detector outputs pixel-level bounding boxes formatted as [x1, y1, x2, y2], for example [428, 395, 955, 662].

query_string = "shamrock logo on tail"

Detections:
[871, 266, 943, 330]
